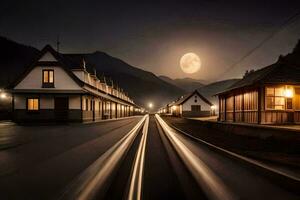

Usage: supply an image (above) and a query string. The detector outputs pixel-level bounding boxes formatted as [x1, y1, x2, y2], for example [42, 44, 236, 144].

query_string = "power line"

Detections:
[218, 10, 300, 79]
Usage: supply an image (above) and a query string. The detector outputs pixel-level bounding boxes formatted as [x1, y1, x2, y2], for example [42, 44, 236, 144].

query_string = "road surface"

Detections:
[0, 115, 298, 200]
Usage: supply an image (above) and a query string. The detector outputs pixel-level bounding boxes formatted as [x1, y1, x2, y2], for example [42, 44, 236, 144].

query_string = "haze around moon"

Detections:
[180, 53, 201, 74]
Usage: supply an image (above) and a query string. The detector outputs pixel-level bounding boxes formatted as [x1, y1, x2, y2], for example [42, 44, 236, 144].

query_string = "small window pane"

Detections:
[275, 97, 284, 106]
[43, 71, 49, 83]
[266, 88, 274, 96]
[275, 87, 284, 96]
[49, 71, 54, 83]
[266, 97, 274, 109]
[27, 98, 39, 111]
[33, 99, 39, 110]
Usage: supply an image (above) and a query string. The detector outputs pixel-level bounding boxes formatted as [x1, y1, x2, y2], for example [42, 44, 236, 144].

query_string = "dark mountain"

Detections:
[0, 36, 184, 108]
[197, 79, 240, 106]
[0, 37, 39, 87]
[82, 52, 185, 107]
[159, 76, 206, 92]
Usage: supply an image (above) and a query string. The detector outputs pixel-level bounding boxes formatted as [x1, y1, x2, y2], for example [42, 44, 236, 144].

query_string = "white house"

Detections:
[9, 45, 141, 122]
[159, 90, 215, 117]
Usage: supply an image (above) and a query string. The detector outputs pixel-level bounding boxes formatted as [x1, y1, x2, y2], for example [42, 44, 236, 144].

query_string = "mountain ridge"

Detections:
[159, 75, 206, 92]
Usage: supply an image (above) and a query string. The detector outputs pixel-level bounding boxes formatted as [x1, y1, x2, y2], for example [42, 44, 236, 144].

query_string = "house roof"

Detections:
[217, 41, 300, 96]
[174, 90, 213, 106]
[9, 45, 85, 89]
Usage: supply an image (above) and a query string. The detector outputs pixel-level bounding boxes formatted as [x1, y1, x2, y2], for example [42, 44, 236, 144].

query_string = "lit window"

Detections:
[266, 87, 285, 110]
[43, 69, 54, 87]
[27, 98, 39, 111]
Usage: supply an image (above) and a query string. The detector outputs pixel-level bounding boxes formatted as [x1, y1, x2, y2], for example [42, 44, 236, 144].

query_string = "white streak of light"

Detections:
[156, 114, 237, 200]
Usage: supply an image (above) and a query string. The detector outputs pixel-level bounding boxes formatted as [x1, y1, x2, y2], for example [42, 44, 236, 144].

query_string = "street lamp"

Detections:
[148, 103, 153, 109]
[0, 90, 7, 99]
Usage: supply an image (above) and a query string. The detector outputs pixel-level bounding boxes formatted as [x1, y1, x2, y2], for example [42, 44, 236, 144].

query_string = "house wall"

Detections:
[13, 94, 82, 122]
[171, 93, 212, 118]
[219, 85, 300, 124]
[182, 94, 211, 111]
[82, 95, 93, 121]
[219, 90, 259, 124]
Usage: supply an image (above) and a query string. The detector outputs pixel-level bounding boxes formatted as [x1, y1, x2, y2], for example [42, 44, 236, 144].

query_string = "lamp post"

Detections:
[148, 103, 153, 114]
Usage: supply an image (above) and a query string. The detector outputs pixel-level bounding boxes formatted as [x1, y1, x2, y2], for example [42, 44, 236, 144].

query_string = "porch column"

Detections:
[115, 103, 118, 118]
[110, 101, 112, 119]
[242, 93, 245, 122]
[102, 100, 105, 119]
[224, 96, 227, 121]
[92, 97, 95, 121]
[257, 87, 262, 124]
[233, 95, 236, 122]
[80, 94, 83, 122]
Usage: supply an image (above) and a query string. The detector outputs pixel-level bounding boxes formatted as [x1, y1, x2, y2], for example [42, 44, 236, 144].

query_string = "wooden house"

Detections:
[9, 45, 140, 122]
[217, 41, 300, 124]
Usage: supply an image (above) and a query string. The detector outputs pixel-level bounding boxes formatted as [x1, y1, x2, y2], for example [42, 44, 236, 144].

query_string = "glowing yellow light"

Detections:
[211, 105, 216, 110]
[284, 89, 293, 98]
[0, 93, 6, 99]
[172, 105, 177, 110]
[148, 103, 153, 109]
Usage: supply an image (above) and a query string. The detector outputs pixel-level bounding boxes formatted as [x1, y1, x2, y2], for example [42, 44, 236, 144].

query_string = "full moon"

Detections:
[180, 52, 201, 74]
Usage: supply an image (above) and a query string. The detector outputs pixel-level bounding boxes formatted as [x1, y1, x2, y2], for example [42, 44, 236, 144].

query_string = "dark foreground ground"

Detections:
[0, 117, 143, 199]
[162, 116, 300, 168]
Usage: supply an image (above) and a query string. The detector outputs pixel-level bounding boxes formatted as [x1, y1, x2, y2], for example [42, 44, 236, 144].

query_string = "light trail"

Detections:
[59, 115, 147, 200]
[127, 114, 149, 200]
[155, 114, 237, 200]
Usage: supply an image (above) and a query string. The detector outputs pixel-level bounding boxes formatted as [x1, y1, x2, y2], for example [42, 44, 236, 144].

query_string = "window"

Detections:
[42, 69, 54, 87]
[191, 105, 201, 111]
[265, 87, 285, 110]
[27, 98, 39, 111]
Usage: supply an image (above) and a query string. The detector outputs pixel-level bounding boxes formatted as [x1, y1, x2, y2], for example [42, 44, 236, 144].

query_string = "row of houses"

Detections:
[8, 45, 143, 122]
[158, 90, 216, 117]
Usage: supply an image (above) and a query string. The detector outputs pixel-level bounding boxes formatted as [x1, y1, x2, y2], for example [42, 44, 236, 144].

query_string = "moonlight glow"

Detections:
[180, 53, 201, 74]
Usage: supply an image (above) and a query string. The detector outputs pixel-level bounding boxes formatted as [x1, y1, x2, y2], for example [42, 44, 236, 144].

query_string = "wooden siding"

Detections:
[225, 96, 234, 122]
[220, 89, 259, 124]
[219, 98, 226, 121]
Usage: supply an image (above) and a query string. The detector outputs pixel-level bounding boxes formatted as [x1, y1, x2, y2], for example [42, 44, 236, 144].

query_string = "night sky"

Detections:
[1, 1, 300, 82]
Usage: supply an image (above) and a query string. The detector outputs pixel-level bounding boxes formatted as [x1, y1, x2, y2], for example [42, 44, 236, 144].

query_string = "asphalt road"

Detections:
[0, 117, 143, 199]
[0, 115, 299, 200]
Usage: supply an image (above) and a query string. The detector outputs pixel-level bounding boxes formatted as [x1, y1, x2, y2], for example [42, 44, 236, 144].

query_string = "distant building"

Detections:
[217, 41, 300, 124]
[159, 90, 215, 118]
[9, 45, 141, 122]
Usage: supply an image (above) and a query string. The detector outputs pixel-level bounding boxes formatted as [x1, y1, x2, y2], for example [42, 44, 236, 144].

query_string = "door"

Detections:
[55, 97, 69, 121]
